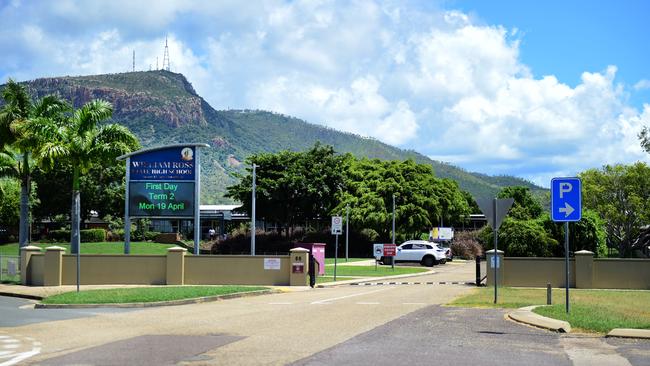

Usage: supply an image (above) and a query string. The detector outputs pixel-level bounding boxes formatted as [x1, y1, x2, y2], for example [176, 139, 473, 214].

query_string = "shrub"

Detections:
[360, 228, 379, 243]
[106, 229, 125, 242]
[80, 229, 106, 243]
[451, 230, 483, 259]
[49, 229, 70, 242]
[144, 231, 161, 241]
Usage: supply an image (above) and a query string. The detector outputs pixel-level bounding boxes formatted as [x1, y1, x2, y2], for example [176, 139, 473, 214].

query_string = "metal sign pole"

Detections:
[334, 234, 338, 281]
[392, 194, 395, 245]
[193, 149, 201, 255]
[251, 164, 256, 256]
[493, 198, 498, 304]
[345, 205, 349, 262]
[565, 222, 570, 313]
[124, 157, 131, 255]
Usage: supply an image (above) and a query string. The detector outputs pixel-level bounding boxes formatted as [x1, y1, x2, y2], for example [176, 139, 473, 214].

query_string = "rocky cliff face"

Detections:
[27, 72, 207, 128]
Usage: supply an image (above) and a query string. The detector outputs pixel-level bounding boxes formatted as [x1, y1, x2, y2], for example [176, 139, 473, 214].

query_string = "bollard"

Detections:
[547, 283, 552, 305]
[475, 256, 481, 286]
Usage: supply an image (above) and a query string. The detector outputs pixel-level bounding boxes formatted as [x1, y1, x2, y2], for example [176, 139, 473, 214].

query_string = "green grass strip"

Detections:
[450, 287, 650, 333]
[0, 242, 177, 255]
[324, 265, 428, 277]
[324, 258, 371, 265]
[42, 286, 268, 304]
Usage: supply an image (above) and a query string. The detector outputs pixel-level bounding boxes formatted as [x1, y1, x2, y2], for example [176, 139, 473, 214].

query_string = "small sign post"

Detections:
[551, 177, 582, 314]
[383, 243, 396, 270]
[477, 197, 514, 304]
[332, 216, 343, 281]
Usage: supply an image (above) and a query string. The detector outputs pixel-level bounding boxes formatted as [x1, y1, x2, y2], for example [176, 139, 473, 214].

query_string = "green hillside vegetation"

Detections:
[18, 71, 545, 203]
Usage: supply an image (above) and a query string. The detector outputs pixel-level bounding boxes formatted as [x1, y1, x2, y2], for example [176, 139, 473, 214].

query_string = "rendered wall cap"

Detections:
[167, 247, 188, 253]
[290, 247, 310, 253]
[21, 246, 42, 251]
[575, 250, 594, 255]
[45, 246, 66, 251]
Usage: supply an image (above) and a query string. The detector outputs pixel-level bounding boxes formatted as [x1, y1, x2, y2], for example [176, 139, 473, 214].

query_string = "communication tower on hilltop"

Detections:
[132, 50, 135, 72]
[162, 36, 171, 71]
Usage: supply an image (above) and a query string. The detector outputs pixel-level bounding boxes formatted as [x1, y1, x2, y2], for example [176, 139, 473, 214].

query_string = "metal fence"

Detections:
[0, 254, 20, 283]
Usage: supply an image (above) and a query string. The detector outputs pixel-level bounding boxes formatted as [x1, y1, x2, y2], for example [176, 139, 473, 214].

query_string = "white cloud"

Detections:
[634, 79, 650, 91]
[0, 1, 648, 184]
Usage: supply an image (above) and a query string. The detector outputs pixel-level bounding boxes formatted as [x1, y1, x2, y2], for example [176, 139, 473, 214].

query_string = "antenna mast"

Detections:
[162, 36, 171, 71]
[132, 50, 135, 72]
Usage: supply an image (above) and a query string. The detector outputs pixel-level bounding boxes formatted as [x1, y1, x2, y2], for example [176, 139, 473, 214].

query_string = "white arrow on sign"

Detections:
[558, 202, 574, 217]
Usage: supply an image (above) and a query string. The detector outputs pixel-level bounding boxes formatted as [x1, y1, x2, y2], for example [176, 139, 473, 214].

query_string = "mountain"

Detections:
[19, 70, 546, 203]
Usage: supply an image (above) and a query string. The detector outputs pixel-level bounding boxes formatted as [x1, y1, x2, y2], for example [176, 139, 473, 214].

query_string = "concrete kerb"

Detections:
[316, 269, 436, 288]
[508, 305, 572, 333]
[35, 289, 281, 309]
[606, 328, 650, 339]
[509, 306, 650, 339]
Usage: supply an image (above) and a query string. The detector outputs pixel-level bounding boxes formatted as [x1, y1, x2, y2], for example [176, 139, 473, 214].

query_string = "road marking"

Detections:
[356, 302, 380, 305]
[0, 334, 41, 366]
[310, 288, 391, 305]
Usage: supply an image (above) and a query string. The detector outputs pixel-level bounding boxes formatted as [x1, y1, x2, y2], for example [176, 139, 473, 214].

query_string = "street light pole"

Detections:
[251, 163, 256, 256]
[345, 204, 349, 262]
[392, 194, 396, 245]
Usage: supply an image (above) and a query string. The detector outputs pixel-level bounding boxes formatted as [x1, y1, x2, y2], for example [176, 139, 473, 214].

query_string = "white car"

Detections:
[379, 240, 447, 267]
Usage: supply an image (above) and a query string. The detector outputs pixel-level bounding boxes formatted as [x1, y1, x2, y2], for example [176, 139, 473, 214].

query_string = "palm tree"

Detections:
[29, 99, 139, 253]
[0, 79, 68, 248]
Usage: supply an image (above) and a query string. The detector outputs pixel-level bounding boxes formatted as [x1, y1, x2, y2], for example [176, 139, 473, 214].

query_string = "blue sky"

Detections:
[1, 0, 648, 186]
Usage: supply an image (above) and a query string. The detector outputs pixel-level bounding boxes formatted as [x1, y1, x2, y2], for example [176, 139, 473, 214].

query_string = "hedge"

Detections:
[49, 229, 106, 243]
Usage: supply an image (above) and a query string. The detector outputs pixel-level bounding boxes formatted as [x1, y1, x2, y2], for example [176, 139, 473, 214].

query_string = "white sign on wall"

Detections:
[264, 258, 282, 270]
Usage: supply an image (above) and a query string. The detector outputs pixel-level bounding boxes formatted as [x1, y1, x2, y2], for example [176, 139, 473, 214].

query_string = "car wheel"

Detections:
[422, 256, 435, 267]
[439, 258, 447, 265]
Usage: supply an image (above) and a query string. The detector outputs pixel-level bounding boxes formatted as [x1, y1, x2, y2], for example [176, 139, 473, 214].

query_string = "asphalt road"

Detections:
[0, 261, 648, 365]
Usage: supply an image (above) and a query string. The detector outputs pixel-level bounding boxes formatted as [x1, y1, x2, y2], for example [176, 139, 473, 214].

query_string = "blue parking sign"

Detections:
[551, 177, 582, 222]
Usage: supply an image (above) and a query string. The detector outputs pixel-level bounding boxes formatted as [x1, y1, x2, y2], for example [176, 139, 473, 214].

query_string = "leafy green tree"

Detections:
[226, 143, 349, 236]
[25, 100, 139, 253]
[32, 162, 127, 222]
[497, 186, 544, 220]
[639, 126, 650, 154]
[481, 218, 559, 257]
[334, 158, 469, 241]
[580, 162, 650, 257]
[0, 80, 68, 247]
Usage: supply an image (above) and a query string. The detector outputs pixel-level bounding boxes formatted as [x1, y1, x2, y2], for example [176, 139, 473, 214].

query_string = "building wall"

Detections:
[503, 258, 575, 288]
[185, 255, 290, 286]
[61, 255, 167, 285]
[593, 259, 650, 289]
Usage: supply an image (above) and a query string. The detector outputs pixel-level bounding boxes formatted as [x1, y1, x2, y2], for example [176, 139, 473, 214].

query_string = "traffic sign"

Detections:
[476, 198, 514, 230]
[551, 177, 582, 222]
[331, 216, 343, 235]
[383, 244, 396, 257]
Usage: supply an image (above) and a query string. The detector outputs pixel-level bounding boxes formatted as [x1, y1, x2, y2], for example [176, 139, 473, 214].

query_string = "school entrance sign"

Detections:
[118, 143, 209, 255]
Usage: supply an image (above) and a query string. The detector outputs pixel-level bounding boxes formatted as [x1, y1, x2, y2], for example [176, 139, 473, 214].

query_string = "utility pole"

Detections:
[392, 194, 396, 245]
[251, 164, 257, 256]
[345, 204, 349, 262]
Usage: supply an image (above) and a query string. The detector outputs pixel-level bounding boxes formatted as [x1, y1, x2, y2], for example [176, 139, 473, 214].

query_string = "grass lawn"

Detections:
[324, 258, 371, 265]
[450, 287, 650, 333]
[316, 276, 357, 284]
[0, 242, 177, 255]
[324, 265, 428, 277]
[42, 286, 268, 304]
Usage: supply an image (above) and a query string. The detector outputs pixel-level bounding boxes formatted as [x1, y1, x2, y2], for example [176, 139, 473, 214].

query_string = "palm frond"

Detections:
[38, 143, 70, 170]
[75, 99, 113, 135]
